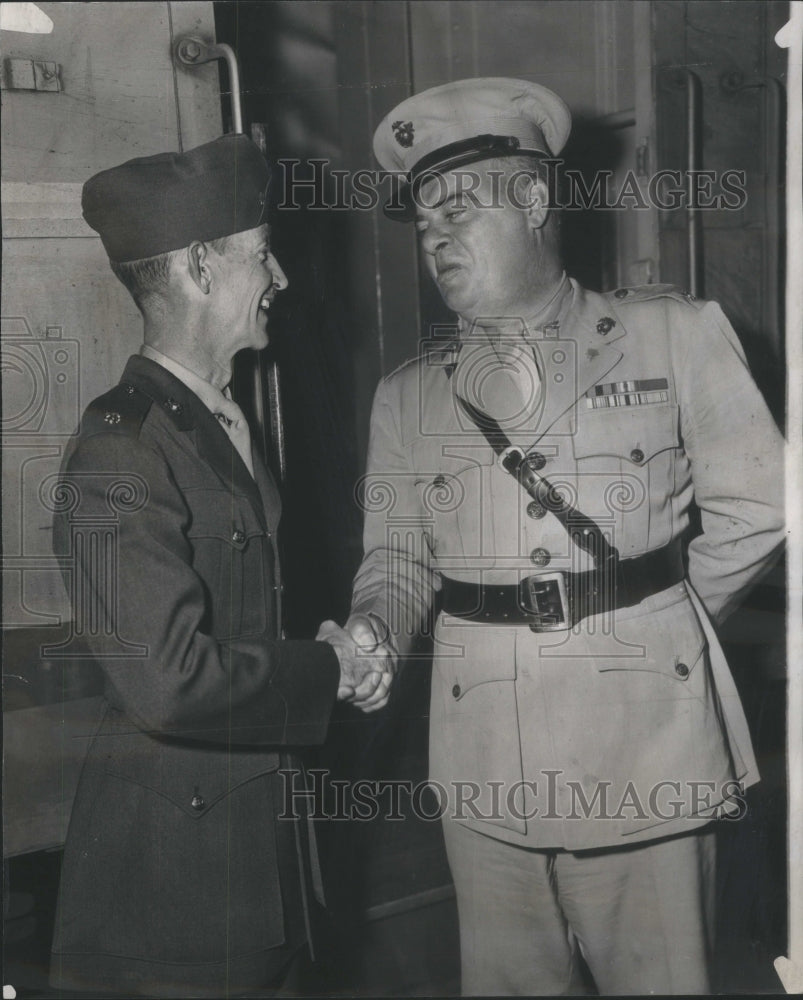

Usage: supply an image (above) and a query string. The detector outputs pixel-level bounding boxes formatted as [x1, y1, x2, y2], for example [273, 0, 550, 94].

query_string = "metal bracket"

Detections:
[4, 57, 61, 92]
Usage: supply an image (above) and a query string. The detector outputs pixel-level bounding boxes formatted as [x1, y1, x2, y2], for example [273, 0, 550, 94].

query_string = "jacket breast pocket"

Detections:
[410, 441, 494, 559]
[186, 490, 270, 639]
[572, 404, 680, 553]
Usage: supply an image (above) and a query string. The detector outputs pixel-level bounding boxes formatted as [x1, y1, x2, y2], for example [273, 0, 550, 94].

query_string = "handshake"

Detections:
[317, 614, 397, 713]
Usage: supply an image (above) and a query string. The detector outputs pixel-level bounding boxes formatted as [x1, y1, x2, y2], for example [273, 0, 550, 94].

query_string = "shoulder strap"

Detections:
[456, 394, 619, 568]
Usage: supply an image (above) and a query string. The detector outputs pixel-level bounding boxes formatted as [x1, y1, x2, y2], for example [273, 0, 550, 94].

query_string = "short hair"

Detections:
[485, 154, 563, 247]
[109, 234, 233, 311]
[486, 154, 561, 207]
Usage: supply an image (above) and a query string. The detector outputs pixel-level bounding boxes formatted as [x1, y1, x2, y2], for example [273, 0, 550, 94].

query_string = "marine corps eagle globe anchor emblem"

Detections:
[392, 120, 415, 147]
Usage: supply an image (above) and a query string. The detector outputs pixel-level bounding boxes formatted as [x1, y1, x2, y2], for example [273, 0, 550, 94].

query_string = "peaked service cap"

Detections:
[373, 77, 571, 221]
[82, 134, 270, 262]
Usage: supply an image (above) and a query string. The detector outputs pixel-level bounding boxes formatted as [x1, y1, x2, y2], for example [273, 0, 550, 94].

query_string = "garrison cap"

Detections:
[82, 134, 270, 262]
[373, 77, 571, 221]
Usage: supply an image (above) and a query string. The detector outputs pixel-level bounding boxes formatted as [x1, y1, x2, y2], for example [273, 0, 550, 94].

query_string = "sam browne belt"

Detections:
[450, 394, 685, 631]
[440, 541, 684, 632]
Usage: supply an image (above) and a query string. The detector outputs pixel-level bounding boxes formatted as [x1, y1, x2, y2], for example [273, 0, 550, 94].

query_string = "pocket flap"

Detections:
[436, 617, 517, 699]
[102, 728, 279, 818]
[573, 404, 679, 464]
[186, 490, 265, 548]
[595, 596, 706, 683]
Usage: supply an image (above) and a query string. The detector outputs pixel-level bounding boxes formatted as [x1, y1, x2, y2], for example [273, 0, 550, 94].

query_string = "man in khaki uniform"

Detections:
[348, 79, 785, 994]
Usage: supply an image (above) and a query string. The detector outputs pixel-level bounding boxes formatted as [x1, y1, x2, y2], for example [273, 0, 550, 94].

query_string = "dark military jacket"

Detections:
[50, 355, 339, 997]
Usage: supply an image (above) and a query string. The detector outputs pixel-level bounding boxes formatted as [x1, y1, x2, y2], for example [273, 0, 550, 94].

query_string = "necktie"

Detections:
[215, 393, 255, 478]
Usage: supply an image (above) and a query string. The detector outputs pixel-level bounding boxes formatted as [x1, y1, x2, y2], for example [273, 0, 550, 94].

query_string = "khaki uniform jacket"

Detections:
[351, 281, 784, 850]
[50, 355, 340, 997]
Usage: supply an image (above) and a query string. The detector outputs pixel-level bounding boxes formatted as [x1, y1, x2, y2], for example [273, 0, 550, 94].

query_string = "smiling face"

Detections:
[415, 164, 555, 324]
[206, 224, 288, 354]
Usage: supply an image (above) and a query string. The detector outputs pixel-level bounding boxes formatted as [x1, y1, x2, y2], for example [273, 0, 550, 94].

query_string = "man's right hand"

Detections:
[316, 616, 397, 712]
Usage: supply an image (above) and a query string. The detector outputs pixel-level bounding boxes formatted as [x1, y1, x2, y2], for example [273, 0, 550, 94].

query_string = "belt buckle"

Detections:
[519, 572, 571, 632]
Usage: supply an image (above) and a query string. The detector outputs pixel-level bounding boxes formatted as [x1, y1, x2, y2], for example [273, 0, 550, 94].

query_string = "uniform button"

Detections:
[596, 316, 616, 335]
[232, 529, 246, 544]
[530, 547, 551, 567]
[524, 452, 546, 471]
[164, 397, 183, 414]
[191, 793, 205, 811]
[614, 288, 629, 299]
[630, 448, 645, 464]
[527, 501, 547, 519]
[104, 411, 121, 424]
[452, 684, 461, 699]
[124, 384, 135, 394]
[675, 662, 690, 679]
[433, 474, 446, 487]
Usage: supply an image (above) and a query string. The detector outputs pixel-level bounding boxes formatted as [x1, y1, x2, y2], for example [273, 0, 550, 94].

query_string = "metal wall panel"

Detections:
[1, 2, 222, 625]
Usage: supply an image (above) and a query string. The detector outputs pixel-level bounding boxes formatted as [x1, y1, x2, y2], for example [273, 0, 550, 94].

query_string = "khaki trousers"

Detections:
[442, 820, 716, 996]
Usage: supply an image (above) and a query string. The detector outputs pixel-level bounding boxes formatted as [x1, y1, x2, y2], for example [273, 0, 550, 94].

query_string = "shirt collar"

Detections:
[457, 271, 572, 343]
[140, 345, 231, 416]
[525, 271, 572, 334]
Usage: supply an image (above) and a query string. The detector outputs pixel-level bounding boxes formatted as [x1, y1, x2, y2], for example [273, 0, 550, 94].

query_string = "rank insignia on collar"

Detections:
[392, 120, 415, 147]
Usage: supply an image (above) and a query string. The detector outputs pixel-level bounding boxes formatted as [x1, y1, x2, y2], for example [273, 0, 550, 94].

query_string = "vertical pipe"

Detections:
[250, 122, 286, 482]
[265, 363, 287, 484]
[217, 43, 243, 134]
[685, 70, 703, 298]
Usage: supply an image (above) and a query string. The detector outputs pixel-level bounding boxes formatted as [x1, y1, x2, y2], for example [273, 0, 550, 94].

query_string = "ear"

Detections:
[521, 175, 551, 231]
[186, 241, 211, 294]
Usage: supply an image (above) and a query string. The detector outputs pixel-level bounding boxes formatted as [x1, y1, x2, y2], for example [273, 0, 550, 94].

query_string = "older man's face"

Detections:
[415, 166, 540, 322]
[208, 224, 288, 354]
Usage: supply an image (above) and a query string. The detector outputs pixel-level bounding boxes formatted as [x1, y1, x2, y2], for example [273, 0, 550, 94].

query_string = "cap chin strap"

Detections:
[384, 136, 550, 221]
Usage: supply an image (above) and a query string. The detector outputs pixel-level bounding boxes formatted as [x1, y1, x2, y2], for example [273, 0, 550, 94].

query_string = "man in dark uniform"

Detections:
[349, 78, 785, 994]
[49, 135, 391, 998]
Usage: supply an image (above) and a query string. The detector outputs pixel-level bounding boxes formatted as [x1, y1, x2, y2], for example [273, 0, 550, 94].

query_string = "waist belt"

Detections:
[440, 542, 684, 632]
